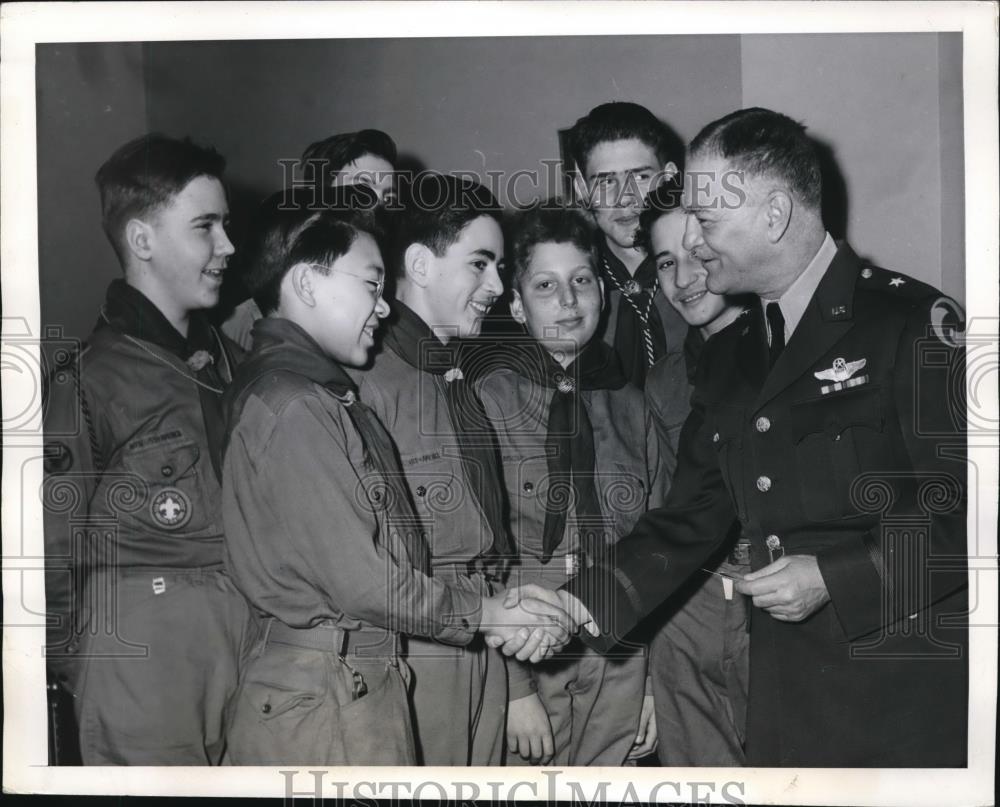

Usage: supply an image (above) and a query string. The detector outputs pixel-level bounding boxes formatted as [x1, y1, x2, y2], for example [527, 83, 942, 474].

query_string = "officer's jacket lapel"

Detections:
[736, 303, 770, 393]
[754, 244, 861, 409]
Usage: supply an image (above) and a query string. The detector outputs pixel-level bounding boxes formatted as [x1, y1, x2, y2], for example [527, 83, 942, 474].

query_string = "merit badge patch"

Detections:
[814, 356, 869, 395]
[151, 488, 192, 529]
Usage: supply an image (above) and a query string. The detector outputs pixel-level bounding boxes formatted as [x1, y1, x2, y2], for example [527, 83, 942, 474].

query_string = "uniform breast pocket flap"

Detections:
[790, 385, 884, 444]
[121, 441, 212, 534]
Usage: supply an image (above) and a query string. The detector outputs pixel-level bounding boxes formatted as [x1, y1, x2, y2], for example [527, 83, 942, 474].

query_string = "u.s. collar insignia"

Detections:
[815, 357, 868, 395]
[151, 488, 192, 529]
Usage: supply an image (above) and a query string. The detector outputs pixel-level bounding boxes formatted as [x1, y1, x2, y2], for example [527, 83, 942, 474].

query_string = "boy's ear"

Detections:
[289, 262, 316, 307]
[124, 218, 154, 261]
[509, 289, 526, 325]
[404, 243, 431, 288]
[660, 161, 680, 184]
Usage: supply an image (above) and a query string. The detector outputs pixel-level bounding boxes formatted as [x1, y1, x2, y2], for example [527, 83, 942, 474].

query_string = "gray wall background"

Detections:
[36, 33, 963, 341]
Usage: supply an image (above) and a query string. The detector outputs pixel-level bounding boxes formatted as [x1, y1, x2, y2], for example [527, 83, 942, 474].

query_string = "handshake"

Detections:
[480, 584, 599, 663]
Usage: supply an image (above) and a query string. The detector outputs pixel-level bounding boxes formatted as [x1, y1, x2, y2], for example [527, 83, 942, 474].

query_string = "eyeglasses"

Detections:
[309, 263, 385, 300]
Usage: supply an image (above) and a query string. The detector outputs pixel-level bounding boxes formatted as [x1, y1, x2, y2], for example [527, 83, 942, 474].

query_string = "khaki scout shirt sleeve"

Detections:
[223, 390, 481, 644]
[816, 299, 968, 640]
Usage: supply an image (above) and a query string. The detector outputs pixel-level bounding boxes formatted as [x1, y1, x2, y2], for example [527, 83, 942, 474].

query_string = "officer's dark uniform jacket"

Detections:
[568, 243, 968, 766]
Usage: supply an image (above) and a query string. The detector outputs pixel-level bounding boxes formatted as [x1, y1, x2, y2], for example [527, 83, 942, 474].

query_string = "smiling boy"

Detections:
[220, 190, 568, 765]
[42, 134, 252, 765]
[477, 205, 665, 766]
[639, 179, 751, 766]
[356, 174, 516, 765]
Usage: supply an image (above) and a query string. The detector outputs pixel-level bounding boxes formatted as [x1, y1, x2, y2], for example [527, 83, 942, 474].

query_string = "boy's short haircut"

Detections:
[96, 133, 226, 265]
[508, 204, 598, 292]
[387, 173, 502, 279]
[568, 102, 677, 176]
[637, 174, 685, 256]
[242, 185, 384, 316]
[300, 129, 398, 183]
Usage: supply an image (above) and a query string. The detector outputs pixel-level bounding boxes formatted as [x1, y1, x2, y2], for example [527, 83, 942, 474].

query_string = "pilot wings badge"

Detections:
[814, 357, 868, 395]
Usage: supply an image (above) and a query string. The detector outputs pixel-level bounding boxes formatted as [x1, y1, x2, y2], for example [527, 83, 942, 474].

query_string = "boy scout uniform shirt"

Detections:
[220, 321, 482, 643]
[357, 313, 508, 766]
[597, 243, 689, 390]
[567, 242, 968, 766]
[41, 280, 252, 765]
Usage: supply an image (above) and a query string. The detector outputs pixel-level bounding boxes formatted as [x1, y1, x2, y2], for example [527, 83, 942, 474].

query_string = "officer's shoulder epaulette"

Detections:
[856, 264, 942, 303]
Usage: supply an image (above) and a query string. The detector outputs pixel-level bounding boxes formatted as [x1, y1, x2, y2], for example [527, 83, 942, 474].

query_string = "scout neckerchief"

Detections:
[97, 279, 235, 481]
[507, 332, 627, 563]
[599, 243, 668, 389]
[383, 302, 514, 568]
[222, 316, 431, 575]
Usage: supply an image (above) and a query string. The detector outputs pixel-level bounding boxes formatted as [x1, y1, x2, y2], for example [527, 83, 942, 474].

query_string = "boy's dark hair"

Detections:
[95, 133, 226, 265]
[300, 129, 397, 186]
[637, 174, 685, 255]
[689, 107, 822, 210]
[388, 173, 502, 279]
[508, 204, 597, 291]
[567, 102, 676, 177]
[241, 185, 383, 316]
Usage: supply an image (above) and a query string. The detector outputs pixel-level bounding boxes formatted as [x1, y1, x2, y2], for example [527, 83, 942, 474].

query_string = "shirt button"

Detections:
[756, 475, 772, 492]
[712, 432, 720, 443]
[160, 465, 173, 477]
[460, 617, 470, 629]
[755, 416, 771, 433]
[523, 481, 534, 493]
[415, 485, 427, 497]
[261, 703, 271, 714]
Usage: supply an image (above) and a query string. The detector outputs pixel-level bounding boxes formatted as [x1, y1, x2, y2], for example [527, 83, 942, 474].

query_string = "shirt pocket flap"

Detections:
[790, 386, 883, 444]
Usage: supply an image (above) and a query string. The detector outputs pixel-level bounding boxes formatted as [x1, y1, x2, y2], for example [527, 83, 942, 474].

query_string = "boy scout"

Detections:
[42, 134, 253, 764]
[223, 128, 397, 349]
[562, 108, 968, 766]
[220, 191, 570, 765]
[567, 102, 688, 389]
[356, 174, 513, 765]
[477, 205, 663, 765]
[640, 181, 751, 765]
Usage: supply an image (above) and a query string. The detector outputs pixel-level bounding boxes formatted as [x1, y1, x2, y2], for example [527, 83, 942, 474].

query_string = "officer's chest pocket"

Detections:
[708, 405, 748, 522]
[790, 386, 884, 522]
[120, 442, 216, 536]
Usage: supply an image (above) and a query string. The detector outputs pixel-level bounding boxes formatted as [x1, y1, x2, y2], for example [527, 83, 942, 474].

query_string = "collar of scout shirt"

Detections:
[760, 233, 838, 344]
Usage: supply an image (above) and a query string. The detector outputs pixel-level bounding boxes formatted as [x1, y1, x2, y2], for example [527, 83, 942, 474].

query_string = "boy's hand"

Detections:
[481, 591, 571, 662]
[507, 693, 555, 764]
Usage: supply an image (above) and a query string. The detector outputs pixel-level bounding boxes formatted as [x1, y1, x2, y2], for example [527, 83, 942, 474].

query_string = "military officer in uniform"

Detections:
[557, 107, 968, 767]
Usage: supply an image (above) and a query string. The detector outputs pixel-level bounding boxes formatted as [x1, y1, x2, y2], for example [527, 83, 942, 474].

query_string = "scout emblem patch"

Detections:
[151, 488, 192, 529]
[814, 356, 868, 395]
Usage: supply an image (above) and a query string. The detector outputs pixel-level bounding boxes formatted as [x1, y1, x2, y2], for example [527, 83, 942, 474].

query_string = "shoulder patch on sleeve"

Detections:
[928, 295, 966, 347]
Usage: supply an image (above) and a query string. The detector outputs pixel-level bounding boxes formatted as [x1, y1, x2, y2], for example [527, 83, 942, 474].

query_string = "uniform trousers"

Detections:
[73, 567, 253, 765]
[506, 639, 647, 767]
[650, 557, 751, 766]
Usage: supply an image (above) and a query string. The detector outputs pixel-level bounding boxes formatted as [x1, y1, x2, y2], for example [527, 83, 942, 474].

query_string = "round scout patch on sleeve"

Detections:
[150, 487, 193, 529]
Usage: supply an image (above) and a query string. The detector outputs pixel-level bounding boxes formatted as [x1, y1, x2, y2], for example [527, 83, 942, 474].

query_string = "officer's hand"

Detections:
[734, 555, 830, 621]
[626, 694, 658, 760]
[481, 592, 571, 662]
[507, 693, 555, 764]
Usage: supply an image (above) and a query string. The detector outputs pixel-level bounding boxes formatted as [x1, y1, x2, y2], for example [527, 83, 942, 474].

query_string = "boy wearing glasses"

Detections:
[220, 190, 568, 765]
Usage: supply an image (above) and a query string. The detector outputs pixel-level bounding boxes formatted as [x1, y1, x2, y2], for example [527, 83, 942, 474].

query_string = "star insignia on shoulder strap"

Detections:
[889, 277, 906, 287]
